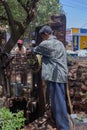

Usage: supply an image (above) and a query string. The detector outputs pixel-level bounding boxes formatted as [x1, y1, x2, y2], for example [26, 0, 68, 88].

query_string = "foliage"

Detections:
[29, 0, 64, 32]
[0, 0, 64, 25]
[0, 0, 39, 52]
[0, 0, 64, 31]
[0, 0, 64, 52]
[35, 0, 64, 25]
[0, 107, 25, 130]
[0, 0, 29, 24]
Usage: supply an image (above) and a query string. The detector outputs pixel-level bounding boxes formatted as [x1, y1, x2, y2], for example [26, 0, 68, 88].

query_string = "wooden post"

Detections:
[66, 82, 73, 114]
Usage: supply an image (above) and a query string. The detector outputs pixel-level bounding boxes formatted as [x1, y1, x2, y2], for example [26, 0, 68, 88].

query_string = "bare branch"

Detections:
[1, 0, 16, 35]
[0, 15, 7, 21]
[0, 0, 39, 53]
[17, 0, 39, 25]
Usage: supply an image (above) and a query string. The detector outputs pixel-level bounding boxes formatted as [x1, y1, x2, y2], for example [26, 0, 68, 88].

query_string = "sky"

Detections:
[60, 0, 87, 29]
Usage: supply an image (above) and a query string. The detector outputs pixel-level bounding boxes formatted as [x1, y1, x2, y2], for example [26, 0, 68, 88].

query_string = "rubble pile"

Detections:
[24, 110, 57, 130]
[68, 57, 87, 114]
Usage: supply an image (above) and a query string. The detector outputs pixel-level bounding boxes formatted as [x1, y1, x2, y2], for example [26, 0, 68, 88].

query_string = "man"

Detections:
[31, 25, 70, 130]
[15, 39, 26, 54]
[15, 39, 27, 86]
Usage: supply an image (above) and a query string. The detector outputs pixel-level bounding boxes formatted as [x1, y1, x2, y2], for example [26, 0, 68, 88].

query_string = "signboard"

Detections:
[72, 28, 79, 34]
[73, 35, 79, 51]
[80, 36, 87, 49]
[80, 29, 87, 34]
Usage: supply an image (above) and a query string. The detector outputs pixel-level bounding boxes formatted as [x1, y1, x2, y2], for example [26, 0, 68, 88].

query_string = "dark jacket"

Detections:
[32, 35, 68, 83]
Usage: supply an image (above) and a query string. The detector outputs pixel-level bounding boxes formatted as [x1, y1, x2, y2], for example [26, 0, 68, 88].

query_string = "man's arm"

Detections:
[32, 42, 53, 58]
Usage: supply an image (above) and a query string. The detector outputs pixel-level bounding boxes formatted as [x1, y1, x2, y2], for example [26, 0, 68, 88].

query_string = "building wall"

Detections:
[66, 28, 87, 51]
[80, 36, 87, 49]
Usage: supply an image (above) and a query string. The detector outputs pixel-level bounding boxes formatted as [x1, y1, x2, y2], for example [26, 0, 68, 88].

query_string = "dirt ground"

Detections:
[24, 110, 57, 130]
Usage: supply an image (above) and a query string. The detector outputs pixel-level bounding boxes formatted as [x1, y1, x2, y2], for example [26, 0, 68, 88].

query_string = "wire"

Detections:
[60, 0, 87, 28]
[60, 0, 87, 11]
[81, 23, 87, 28]
[61, 4, 75, 8]
[61, 0, 87, 5]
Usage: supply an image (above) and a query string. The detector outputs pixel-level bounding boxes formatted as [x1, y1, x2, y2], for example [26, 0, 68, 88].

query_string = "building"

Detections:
[66, 28, 87, 51]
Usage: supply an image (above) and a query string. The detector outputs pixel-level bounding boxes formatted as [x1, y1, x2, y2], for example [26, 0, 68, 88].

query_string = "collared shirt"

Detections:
[32, 35, 68, 83]
[15, 46, 26, 54]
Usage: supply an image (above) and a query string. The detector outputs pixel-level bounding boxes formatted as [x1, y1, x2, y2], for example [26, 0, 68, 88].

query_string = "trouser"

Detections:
[49, 81, 70, 130]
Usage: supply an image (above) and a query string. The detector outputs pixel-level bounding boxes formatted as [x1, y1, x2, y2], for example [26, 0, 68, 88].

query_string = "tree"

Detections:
[0, 0, 39, 53]
[0, 0, 63, 52]
[0, 0, 39, 97]
[0, 0, 64, 114]
[35, 0, 64, 26]
[29, 0, 64, 36]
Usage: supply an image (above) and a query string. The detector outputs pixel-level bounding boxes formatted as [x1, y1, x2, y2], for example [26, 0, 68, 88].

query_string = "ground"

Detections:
[24, 110, 57, 130]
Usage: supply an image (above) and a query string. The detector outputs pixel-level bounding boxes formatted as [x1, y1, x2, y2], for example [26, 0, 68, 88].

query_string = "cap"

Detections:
[39, 25, 53, 35]
[17, 39, 23, 45]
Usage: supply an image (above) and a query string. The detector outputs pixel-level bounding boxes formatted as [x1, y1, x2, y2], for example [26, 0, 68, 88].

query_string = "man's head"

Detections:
[39, 25, 53, 40]
[17, 39, 23, 49]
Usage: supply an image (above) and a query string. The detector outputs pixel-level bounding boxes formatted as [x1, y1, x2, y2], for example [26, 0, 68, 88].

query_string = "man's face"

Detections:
[41, 33, 49, 40]
[18, 44, 23, 49]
